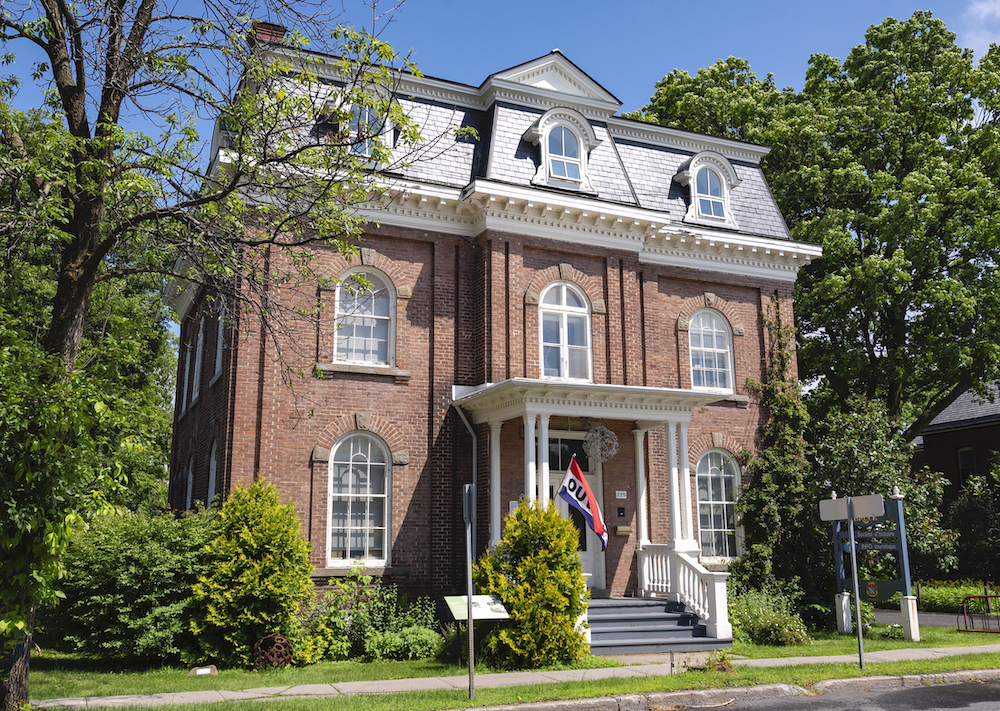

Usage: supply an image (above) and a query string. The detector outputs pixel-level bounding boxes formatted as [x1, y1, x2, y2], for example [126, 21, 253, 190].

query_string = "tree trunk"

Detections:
[1, 611, 33, 711]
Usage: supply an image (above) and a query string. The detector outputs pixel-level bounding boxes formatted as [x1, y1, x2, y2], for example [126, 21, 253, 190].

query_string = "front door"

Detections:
[549, 435, 606, 589]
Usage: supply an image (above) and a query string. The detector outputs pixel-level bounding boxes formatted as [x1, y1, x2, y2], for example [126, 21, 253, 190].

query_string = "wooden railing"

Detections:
[636, 543, 732, 639]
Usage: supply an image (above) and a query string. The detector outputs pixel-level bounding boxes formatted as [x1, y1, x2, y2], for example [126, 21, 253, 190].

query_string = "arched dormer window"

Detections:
[689, 310, 733, 394]
[334, 268, 395, 366]
[524, 107, 600, 193]
[539, 281, 592, 381]
[675, 151, 741, 228]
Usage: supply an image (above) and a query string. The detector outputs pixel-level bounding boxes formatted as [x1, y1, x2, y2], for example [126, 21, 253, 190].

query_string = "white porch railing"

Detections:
[636, 544, 733, 639]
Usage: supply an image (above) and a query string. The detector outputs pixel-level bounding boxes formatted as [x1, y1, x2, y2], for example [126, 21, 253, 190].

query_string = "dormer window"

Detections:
[696, 167, 725, 219]
[549, 126, 581, 181]
[525, 107, 599, 193]
[349, 104, 378, 158]
[312, 103, 383, 159]
[675, 152, 741, 228]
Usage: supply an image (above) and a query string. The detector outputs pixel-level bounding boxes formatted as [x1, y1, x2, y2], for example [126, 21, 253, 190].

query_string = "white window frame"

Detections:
[525, 107, 599, 193]
[675, 151, 740, 228]
[327, 432, 391, 567]
[696, 449, 742, 562]
[689, 309, 734, 394]
[213, 306, 226, 377]
[181, 344, 191, 413]
[207, 440, 218, 509]
[538, 281, 592, 382]
[185, 455, 194, 511]
[333, 268, 396, 366]
[313, 100, 389, 161]
[192, 314, 205, 401]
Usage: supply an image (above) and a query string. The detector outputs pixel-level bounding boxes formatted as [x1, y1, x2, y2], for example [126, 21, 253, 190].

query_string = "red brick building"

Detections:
[168, 49, 821, 641]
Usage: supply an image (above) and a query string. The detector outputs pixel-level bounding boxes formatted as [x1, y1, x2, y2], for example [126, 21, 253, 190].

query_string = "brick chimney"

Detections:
[250, 21, 286, 47]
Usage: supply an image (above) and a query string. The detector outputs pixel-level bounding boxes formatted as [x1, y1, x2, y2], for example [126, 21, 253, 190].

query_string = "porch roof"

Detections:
[452, 378, 725, 427]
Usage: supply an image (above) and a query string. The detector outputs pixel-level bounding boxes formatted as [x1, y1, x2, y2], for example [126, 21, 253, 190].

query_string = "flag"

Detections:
[557, 455, 608, 551]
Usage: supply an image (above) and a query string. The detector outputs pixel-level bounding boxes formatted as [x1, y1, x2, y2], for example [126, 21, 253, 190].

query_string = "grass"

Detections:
[733, 623, 1000, 659]
[28, 624, 1000, 707]
[37, 653, 1000, 711]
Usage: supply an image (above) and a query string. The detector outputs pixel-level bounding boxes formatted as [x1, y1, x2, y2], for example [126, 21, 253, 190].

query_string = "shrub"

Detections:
[364, 626, 441, 661]
[888, 578, 1000, 613]
[473, 500, 589, 669]
[729, 589, 809, 646]
[37, 507, 216, 661]
[186, 479, 317, 668]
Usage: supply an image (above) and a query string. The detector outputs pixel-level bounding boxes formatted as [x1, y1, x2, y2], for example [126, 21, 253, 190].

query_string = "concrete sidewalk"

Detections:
[32, 643, 1000, 710]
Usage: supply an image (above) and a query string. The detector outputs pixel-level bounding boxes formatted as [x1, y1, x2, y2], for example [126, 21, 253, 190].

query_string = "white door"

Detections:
[549, 435, 606, 589]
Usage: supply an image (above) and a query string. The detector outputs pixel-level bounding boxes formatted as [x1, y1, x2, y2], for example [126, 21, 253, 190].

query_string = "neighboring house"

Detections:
[167, 37, 821, 644]
[913, 385, 1000, 503]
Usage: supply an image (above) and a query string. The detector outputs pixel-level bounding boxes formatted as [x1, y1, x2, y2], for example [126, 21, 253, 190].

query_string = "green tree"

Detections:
[473, 501, 589, 670]
[0, 2, 429, 706]
[631, 11, 1000, 441]
[187, 480, 314, 668]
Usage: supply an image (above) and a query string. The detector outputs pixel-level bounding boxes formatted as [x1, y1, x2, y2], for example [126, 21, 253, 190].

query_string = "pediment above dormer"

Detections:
[483, 51, 621, 118]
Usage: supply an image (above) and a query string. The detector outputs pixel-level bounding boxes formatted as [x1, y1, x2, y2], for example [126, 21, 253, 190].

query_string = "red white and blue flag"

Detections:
[557, 455, 608, 551]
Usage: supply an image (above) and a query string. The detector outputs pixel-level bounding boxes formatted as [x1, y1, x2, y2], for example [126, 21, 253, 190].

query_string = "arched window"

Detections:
[539, 282, 591, 381]
[689, 310, 733, 393]
[328, 432, 390, 566]
[548, 126, 581, 181]
[675, 151, 740, 228]
[334, 269, 395, 365]
[697, 450, 740, 559]
[206, 440, 218, 509]
[192, 314, 205, 401]
[696, 167, 725, 219]
[185, 455, 194, 511]
[213, 305, 226, 377]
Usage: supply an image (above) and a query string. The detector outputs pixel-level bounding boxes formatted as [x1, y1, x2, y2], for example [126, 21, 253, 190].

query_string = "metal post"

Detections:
[847, 497, 865, 670]
[464, 484, 475, 699]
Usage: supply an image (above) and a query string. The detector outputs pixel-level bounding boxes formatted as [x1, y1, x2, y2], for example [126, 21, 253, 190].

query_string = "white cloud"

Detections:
[961, 0, 1000, 58]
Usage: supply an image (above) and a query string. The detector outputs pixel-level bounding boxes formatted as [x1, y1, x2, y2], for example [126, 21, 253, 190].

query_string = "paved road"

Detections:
[730, 679, 1000, 709]
[874, 608, 963, 627]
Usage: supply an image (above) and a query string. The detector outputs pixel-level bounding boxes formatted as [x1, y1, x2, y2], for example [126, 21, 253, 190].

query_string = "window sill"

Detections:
[315, 362, 411, 384]
[209, 370, 224, 388]
[312, 566, 407, 581]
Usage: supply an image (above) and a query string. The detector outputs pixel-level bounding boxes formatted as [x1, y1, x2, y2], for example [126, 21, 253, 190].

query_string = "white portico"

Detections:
[453, 378, 734, 639]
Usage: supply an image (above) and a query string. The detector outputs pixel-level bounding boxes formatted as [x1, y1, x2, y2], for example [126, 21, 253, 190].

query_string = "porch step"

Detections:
[586, 598, 732, 656]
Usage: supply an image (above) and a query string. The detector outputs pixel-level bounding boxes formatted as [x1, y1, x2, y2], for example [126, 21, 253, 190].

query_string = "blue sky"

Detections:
[361, 0, 998, 113]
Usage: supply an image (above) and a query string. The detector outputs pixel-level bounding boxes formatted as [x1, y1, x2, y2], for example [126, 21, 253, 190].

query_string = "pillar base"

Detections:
[901, 595, 920, 642]
[835, 592, 852, 635]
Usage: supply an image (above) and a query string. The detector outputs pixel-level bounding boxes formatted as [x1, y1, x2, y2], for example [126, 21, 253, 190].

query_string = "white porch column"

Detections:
[489, 422, 502, 548]
[523, 413, 537, 504]
[538, 413, 551, 507]
[666, 422, 682, 542]
[633, 428, 649, 544]
[679, 422, 694, 542]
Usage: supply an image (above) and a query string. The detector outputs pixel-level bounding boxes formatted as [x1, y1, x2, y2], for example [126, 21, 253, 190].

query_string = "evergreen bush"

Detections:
[473, 500, 589, 669]
[186, 479, 317, 668]
[729, 589, 809, 646]
[37, 508, 216, 661]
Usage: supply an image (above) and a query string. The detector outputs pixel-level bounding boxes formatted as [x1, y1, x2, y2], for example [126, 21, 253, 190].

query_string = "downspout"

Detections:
[453, 404, 477, 559]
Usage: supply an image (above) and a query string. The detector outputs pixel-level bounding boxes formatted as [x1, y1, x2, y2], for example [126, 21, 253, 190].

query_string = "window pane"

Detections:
[549, 127, 564, 155]
[370, 465, 386, 494]
[697, 168, 708, 194]
[331, 464, 350, 494]
[568, 348, 588, 379]
[551, 160, 567, 177]
[565, 162, 581, 180]
[563, 131, 578, 159]
[543, 345, 561, 376]
[564, 288, 584, 309]
[368, 530, 384, 559]
[700, 198, 713, 214]
[542, 314, 561, 344]
[566, 315, 587, 346]
[708, 170, 722, 196]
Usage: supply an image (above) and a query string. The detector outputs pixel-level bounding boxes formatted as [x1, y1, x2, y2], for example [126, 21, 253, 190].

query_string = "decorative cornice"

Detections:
[607, 120, 770, 165]
[356, 179, 819, 282]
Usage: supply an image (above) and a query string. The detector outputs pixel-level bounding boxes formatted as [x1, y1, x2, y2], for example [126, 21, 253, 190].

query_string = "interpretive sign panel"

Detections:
[445, 595, 510, 621]
[819, 494, 885, 521]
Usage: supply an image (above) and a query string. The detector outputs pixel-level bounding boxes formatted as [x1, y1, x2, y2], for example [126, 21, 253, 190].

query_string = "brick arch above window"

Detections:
[318, 247, 414, 299]
[675, 292, 744, 336]
[687, 432, 746, 470]
[311, 412, 409, 466]
[523, 263, 606, 314]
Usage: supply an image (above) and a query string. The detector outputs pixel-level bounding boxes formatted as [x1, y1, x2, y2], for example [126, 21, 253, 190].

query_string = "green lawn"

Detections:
[29, 624, 1000, 705]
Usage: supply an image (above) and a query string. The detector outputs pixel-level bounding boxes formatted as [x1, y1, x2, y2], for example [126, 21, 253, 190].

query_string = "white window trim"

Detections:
[185, 455, 194, 511]
[538, 281, 593, 383]
[525, 107, 600, 193]
[696, 449, 742, 564]
[192, 315, 205, 402]
[181, 345, 191, 413]
[333, 267, 396, 367]
[689, 309, 735, 395]
[207, 440, 218, 509]
[213, 306, 226, 377]
[326, 432, 391, 568]
[675, 151, 741, 228]
[314, 97, 392, 162]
